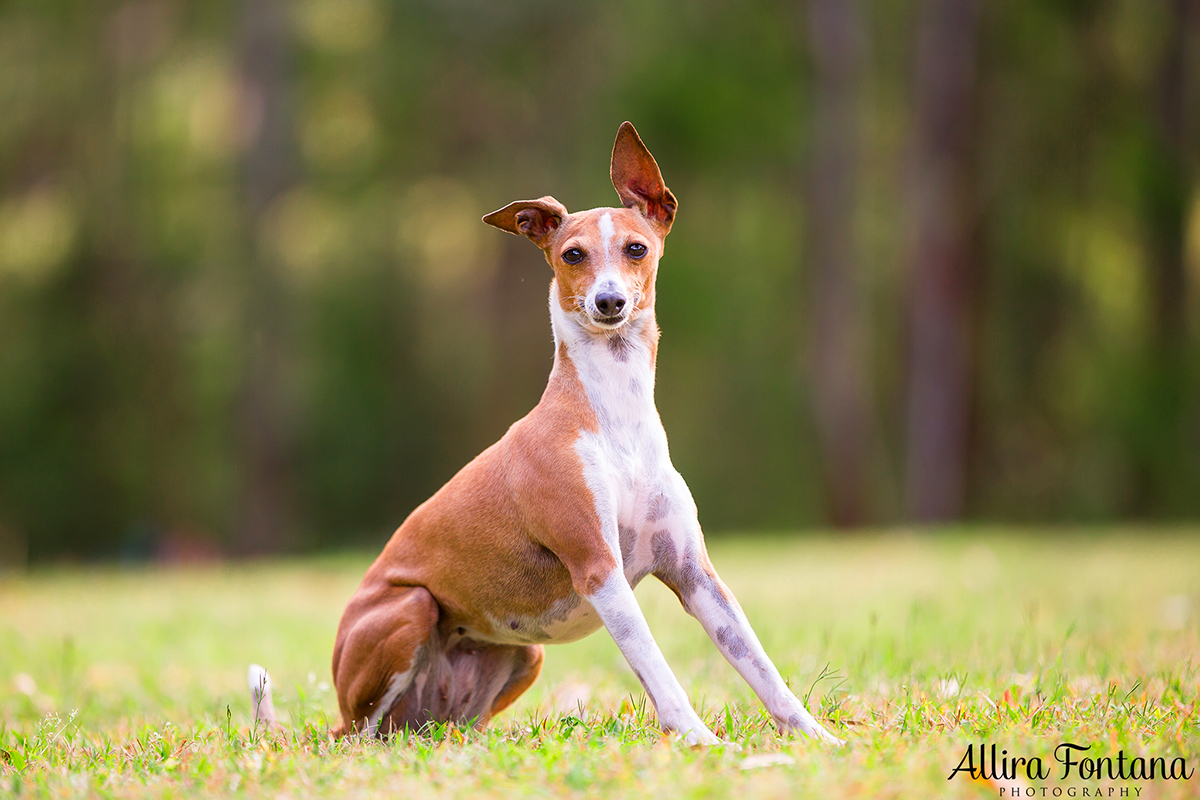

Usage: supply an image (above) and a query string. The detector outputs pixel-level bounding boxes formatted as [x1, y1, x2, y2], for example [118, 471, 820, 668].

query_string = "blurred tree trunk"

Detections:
[1137, 0, 1199, 512]
[902, 0, 983, 522]
[1150, 0, 1197, 353]
[807, 0, 873, 527]
[235, 0, 297, 554]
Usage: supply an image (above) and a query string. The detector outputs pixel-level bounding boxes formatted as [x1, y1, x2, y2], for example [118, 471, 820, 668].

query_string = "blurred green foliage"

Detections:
[0, 0, 1197, 561]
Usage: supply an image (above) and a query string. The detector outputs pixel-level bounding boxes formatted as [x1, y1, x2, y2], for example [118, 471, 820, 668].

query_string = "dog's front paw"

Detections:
[679, 725, 721, 747]
[776, 708, 845, 747]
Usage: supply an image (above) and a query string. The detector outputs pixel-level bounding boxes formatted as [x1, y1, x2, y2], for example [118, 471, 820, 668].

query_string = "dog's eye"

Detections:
[562, 248, 585, 264]
[625, 242, 647, 259]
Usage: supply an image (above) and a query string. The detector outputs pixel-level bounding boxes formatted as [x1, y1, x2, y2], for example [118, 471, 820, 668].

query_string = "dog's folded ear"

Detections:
[482, 196, 568, 248]
[611, 122, 676, 236]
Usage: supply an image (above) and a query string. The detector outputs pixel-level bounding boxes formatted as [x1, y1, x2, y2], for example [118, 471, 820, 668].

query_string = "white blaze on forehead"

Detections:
[598, 212, 615, 258]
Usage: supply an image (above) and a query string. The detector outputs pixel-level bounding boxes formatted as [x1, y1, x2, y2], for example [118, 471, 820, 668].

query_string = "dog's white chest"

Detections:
[567, 325, 692, 585]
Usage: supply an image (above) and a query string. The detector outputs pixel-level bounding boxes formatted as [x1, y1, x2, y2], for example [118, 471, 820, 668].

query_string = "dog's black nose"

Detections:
[594, 292, 626, 317]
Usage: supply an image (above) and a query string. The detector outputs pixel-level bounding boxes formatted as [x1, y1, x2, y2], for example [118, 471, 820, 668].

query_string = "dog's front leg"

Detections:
[680, 565, 844, 745]
[648, 501, 844, 745]
[582, 569, 720, 745]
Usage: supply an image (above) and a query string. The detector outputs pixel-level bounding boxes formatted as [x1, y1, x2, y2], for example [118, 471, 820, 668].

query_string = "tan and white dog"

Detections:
[250, 122, 842, 747]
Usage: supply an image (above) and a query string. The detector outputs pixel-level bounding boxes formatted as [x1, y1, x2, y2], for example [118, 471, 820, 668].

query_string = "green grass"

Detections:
[1, 529, 1198, 798]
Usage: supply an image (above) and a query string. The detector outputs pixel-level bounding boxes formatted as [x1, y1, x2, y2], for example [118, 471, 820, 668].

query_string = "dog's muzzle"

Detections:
[588, 290, 629, 328]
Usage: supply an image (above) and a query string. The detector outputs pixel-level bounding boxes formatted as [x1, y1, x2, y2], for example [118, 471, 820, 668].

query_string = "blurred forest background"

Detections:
[0, 0, 1198, 564]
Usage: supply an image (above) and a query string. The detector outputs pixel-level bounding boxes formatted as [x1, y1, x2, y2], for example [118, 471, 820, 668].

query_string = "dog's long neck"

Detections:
[547, 280, 661, 432]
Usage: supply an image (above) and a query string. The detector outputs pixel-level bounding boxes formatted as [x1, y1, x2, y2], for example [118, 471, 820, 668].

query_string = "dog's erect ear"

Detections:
[482, 196, 568, 248]
[611, 121, 677, 235]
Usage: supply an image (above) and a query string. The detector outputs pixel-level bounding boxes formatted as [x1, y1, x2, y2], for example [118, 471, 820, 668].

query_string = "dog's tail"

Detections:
[247, 664, 278, 725]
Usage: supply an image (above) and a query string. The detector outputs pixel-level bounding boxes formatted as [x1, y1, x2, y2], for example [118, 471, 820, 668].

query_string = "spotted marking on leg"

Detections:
[715, 626, 749, 660]
[618, 525, 636, 564]
[644, 493, 672, 522]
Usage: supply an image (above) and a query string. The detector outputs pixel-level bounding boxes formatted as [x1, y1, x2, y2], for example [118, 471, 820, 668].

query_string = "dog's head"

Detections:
[483, 122, 676, 333]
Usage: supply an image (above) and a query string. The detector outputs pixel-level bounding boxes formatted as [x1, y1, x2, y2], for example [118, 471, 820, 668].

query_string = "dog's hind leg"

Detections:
[331, 584, 439, 737]
[380, 642, 544, 733]
[485, 644, 544, 720]
[448, 643, 544, 727]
